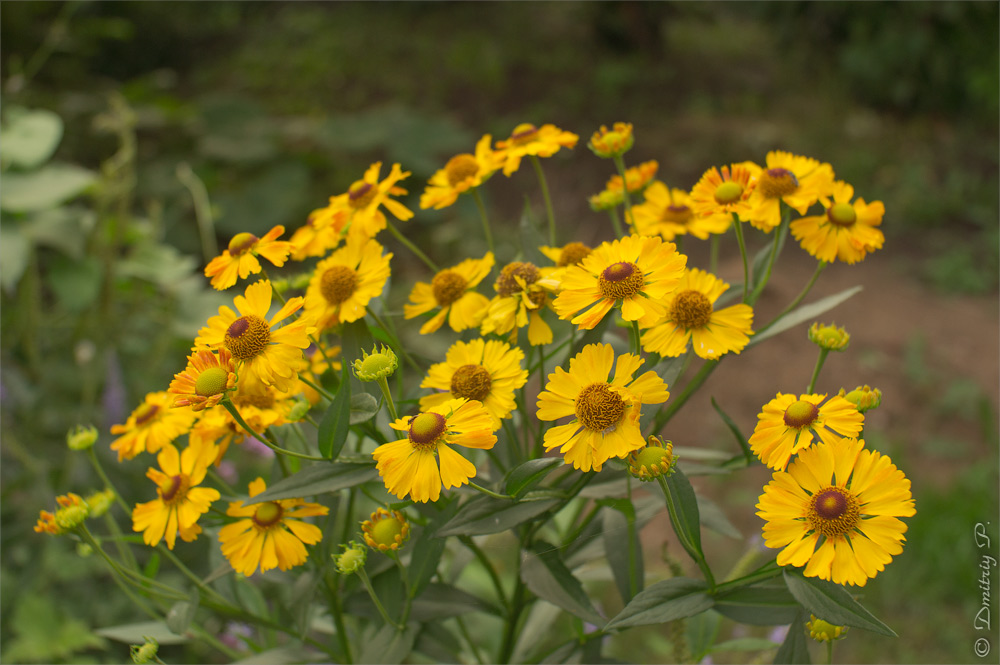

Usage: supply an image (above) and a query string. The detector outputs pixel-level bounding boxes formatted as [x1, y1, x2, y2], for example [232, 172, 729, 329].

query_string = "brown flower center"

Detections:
[558, 242, 592, 267]
[575, 383, 626, 433]
[224, 315, 271, 361]
[662, 204, 693, 225]
[450, 364, 493, 402]
[408, 412, 447, 450]
[808, 486, 860, 538]
[827, 202, 857, 227]
[134, 403, 160, 426]
[195, 367, 229, 397]
[445, 154, 479, 186]
[348, 180, 377, 209]
[714, 181, 744, 205]
[670, 290, 713, 329]
[598, 261, 645, 300]
[320, 265, 359, 305]
[253, 501, 284, 528]
[431, 270, 468, 306]
[509, 123, 539, 146]
[783, 400, 820, 429]
[158, 474, 189, 505]
[496, 262, 540, 297]
[757, 167, 799, 199]
[228, 232, 259, 256]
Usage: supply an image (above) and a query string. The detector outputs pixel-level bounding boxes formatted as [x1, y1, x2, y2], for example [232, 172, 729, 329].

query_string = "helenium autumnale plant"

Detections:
[37, 120, 913, 665]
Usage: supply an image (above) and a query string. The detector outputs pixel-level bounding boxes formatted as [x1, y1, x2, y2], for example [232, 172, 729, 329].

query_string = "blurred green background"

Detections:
[2, 2, 997, 663]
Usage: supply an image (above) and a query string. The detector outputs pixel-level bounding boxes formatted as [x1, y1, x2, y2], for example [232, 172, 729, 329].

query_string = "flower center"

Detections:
[598, 261, 645, 300]
[224, 315, 271, 361]
[509, 123, 539, 146]
[227, 232, 258, 257]
[783, 400, 820, 429]
[252, 501, 284, 528]
[158, 474, 189, 504]
[445, 154, 479, 186]
[408, 412, 447, 450]
[714, 181, 744, 204]
[348, 180, 377, 209]
[635, 446, 671, 472]
[526, 289, 548, 309]
[558, 242, 592, 267]
[496, 262, 540, 297]
[371, 517, 405, 547]
[320, 265, 359, 305]
[431, 270, 468, 306]
[450, 364, 493, 401]
[575, 383, 627, 433]
[134, 403, 160, 426]
[195, 367, 229, 397]
[662, 204, 693, 225]
[757, 167, 800, 199]
[827, 202, 857, 227]
[670, 290, 713, 329]
[808, 486, 860, 538]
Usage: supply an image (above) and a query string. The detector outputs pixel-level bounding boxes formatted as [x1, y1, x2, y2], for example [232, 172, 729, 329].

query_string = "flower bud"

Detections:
[588, 122, 634, 159]
[85, 488, 116, 518]
[67, 424, 98, 451]
[808, 322, 850, 351]
[130, 637, 159, 664]
[362, 508, 411, 553]
[334, 541, 367, 574]
[353, 345, 398, 382]
[627, 435, 676, 481]
[806, 614, 848, 642]
[839, 385, 882, 413]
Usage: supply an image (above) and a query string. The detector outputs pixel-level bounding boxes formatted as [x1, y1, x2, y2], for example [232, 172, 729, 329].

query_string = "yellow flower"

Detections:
[35, 493, 90, 535]
[420, 135, 503, 210]
[540, 242, 594, 269]
[372, 399, 497, 503]
[587, 161, 659, 211]
[628, 182, 731, 240]
[756, 437, 914, 587]
[361, 507, 411, 553]
[204, 226, 294, 291]
[689, 163, 758, 221]
[479, 261, 556, 346]
[132, 440, 220, 549]
[744, 151, 835, 232]
[495, 123, 579, 176]
[749, 393, 864, 471]
[790, 181, 885, 264]
[420, 338, 528, 427]
[196, 280, 314, 393]
[110, 391, 198, 461]
[404, 252, 494, 334]
[168, 348, 237, 411]
[289, 206, 350, 261]
[219, 477, 329, 576]
[587, 122, 634, 158]
[536, 343, 669, 472]
[303, 235, 392, 332]
[641, 268, 754, 360]
[328, 162, 413, 240]
[552, 234, 687, 330]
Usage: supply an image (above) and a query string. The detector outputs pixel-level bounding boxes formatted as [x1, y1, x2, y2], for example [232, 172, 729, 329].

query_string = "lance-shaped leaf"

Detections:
[521, 541, 604, 626]
[319, 361, 352, 459]
[601, 499, 644, 604]
[751, 286, 862, 346]
[244, 462, 376, 504]
[774, 610, 812, 664]
[435, 494, 559, 537]
[349, 392, 379, 424]
[713, 584, 799, 626]
[783, 569, 896, 636]
[504, 458, 562, 498]
[662, 467, 707, 566]
[604, 577, 713, 631]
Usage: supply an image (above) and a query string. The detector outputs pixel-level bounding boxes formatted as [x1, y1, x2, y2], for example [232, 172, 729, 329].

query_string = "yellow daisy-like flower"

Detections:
[190, 380, 298, 465]
[219, 477, 329, 576]
[303, 235, 392, 332]
[587, 161, 660, 212]
[744, 151, 835, 232]
[552, 234, 687, 330]
[420, 135, 502, 210]
[372, 398, 497, 503]
[536, 343, 670, 472]
[479, 261, 556, 346]
[756, 436, 915, 587]
[628, 182, 732, 241]
[749, 393, 864, 471]
[204, 226, 294, 291]
[539, 242, 594, 285]
[689, 163, 758, 221]
[641, 268, 754, 360]
[328, 161, 413, 240]
[289, 206, 350, 261]
[495, 123, 579, 176]
[110, 391, 198, 461]
[587, 122, 634, 159]
[168, 348, 237, 411]
[195, 280, 314, 393]
[790, 181, 885, 265]
[404, 252, 494, 334]
[419, 338, 528, 427]
[132, 440, 220, 549]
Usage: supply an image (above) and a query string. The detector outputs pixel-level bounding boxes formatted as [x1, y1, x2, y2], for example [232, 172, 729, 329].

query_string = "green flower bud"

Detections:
[808, 322, 850, 351]
[67, 424, 98, 451]
[353, 345, 398, 382]
[334, 540, 367, 574]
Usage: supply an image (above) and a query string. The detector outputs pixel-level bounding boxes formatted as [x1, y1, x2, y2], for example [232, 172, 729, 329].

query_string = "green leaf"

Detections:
[5, 595, 107, 662]
[409, 582, 502, 621]
[521, 541, 604, 626]
[0, 163, 97, 212]
[165, 588, 199, 635]
[245, 462, 376, 504]
[0, 225, 32, 294]
[407, 526, 448, 598]
[22, 205, 93, 260]
[751, 286, 863, 346]
[435, 495, 559, 537]
[710, 637, 781, 653]
[604, 577, 713, 631]
[504, 458, 562, 498]
[48, 255, 102, 313]
[602, 502, 643, 604]
[234, 646, 319, 664]
[1, 107, 63, 169]
[711, 397, 753, 462]
[773, 610, 812, 664]
[356, 622, 418, 665]
[714, 584, 800, 626]
[686, 609, 722, 662]
[349, 392, 379, 424]
[319, 362, 352, 458]
[663, 467, 706, 565]
[782, 569, 896, 636]
[95, 620, 189, 645]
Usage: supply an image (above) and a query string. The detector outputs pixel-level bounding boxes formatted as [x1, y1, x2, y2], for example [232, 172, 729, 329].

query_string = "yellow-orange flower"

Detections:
[628, 182, 731, 240]
[327, 162, 413, 240]
[479, 261, 556, 346]
[168, 348, 237, 411]
[35, 493, 89, 535]
[404, 252, 494, 334]
[110, 391, 198, 461]
[289, 206, 350, 261]
[790, 181, 885, 264]
[495, 123, 579, 176]
[204, 226, 293, 290]
[420, 135, 503, 210]
[219, 477, 328, 576]
[588, 122, 634, 158]
[689, 163, 758, 221]
[749, 393, 864, 470]
[745, 151, 836, 232]
[303, 235, 392, 332]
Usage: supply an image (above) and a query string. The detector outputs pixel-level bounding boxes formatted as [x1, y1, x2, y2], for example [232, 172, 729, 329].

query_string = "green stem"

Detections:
[709, 233, 720, 275]
[630, 319, 642, 356]
[326, 577, 353, 664]
[732, 215, 750, 303]
[471, 187, 495, 257]
[807, 348, 831, 394]
[375, 375, 398, 421]
[757, 261, 828, 336]
[608, 205, 625, 239]
[176, 162, 218, 264]
[653, 359, 720, 433]
[612, 154, 634, 237]
[85, 448, 131, 515]
[498, 530, 530, 663]
[712, 560, 783, 595]
[530, 155, 558, 246]
[827, 639, 835, 665]
[468, 480, 513, 501]
[298, 373, 334, 402]
[626, 476, 639, 600]
[386, 219, 438, 272]
[459, 536, 509, 612]
[357, 567, 404, 630]
[456, 614, 487, 664]
[222, 400, 325, 461]
[748, 205, 790, 305]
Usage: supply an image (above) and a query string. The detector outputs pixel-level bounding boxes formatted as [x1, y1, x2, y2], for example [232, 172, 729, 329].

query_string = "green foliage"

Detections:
[4, 595, 107, 663]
